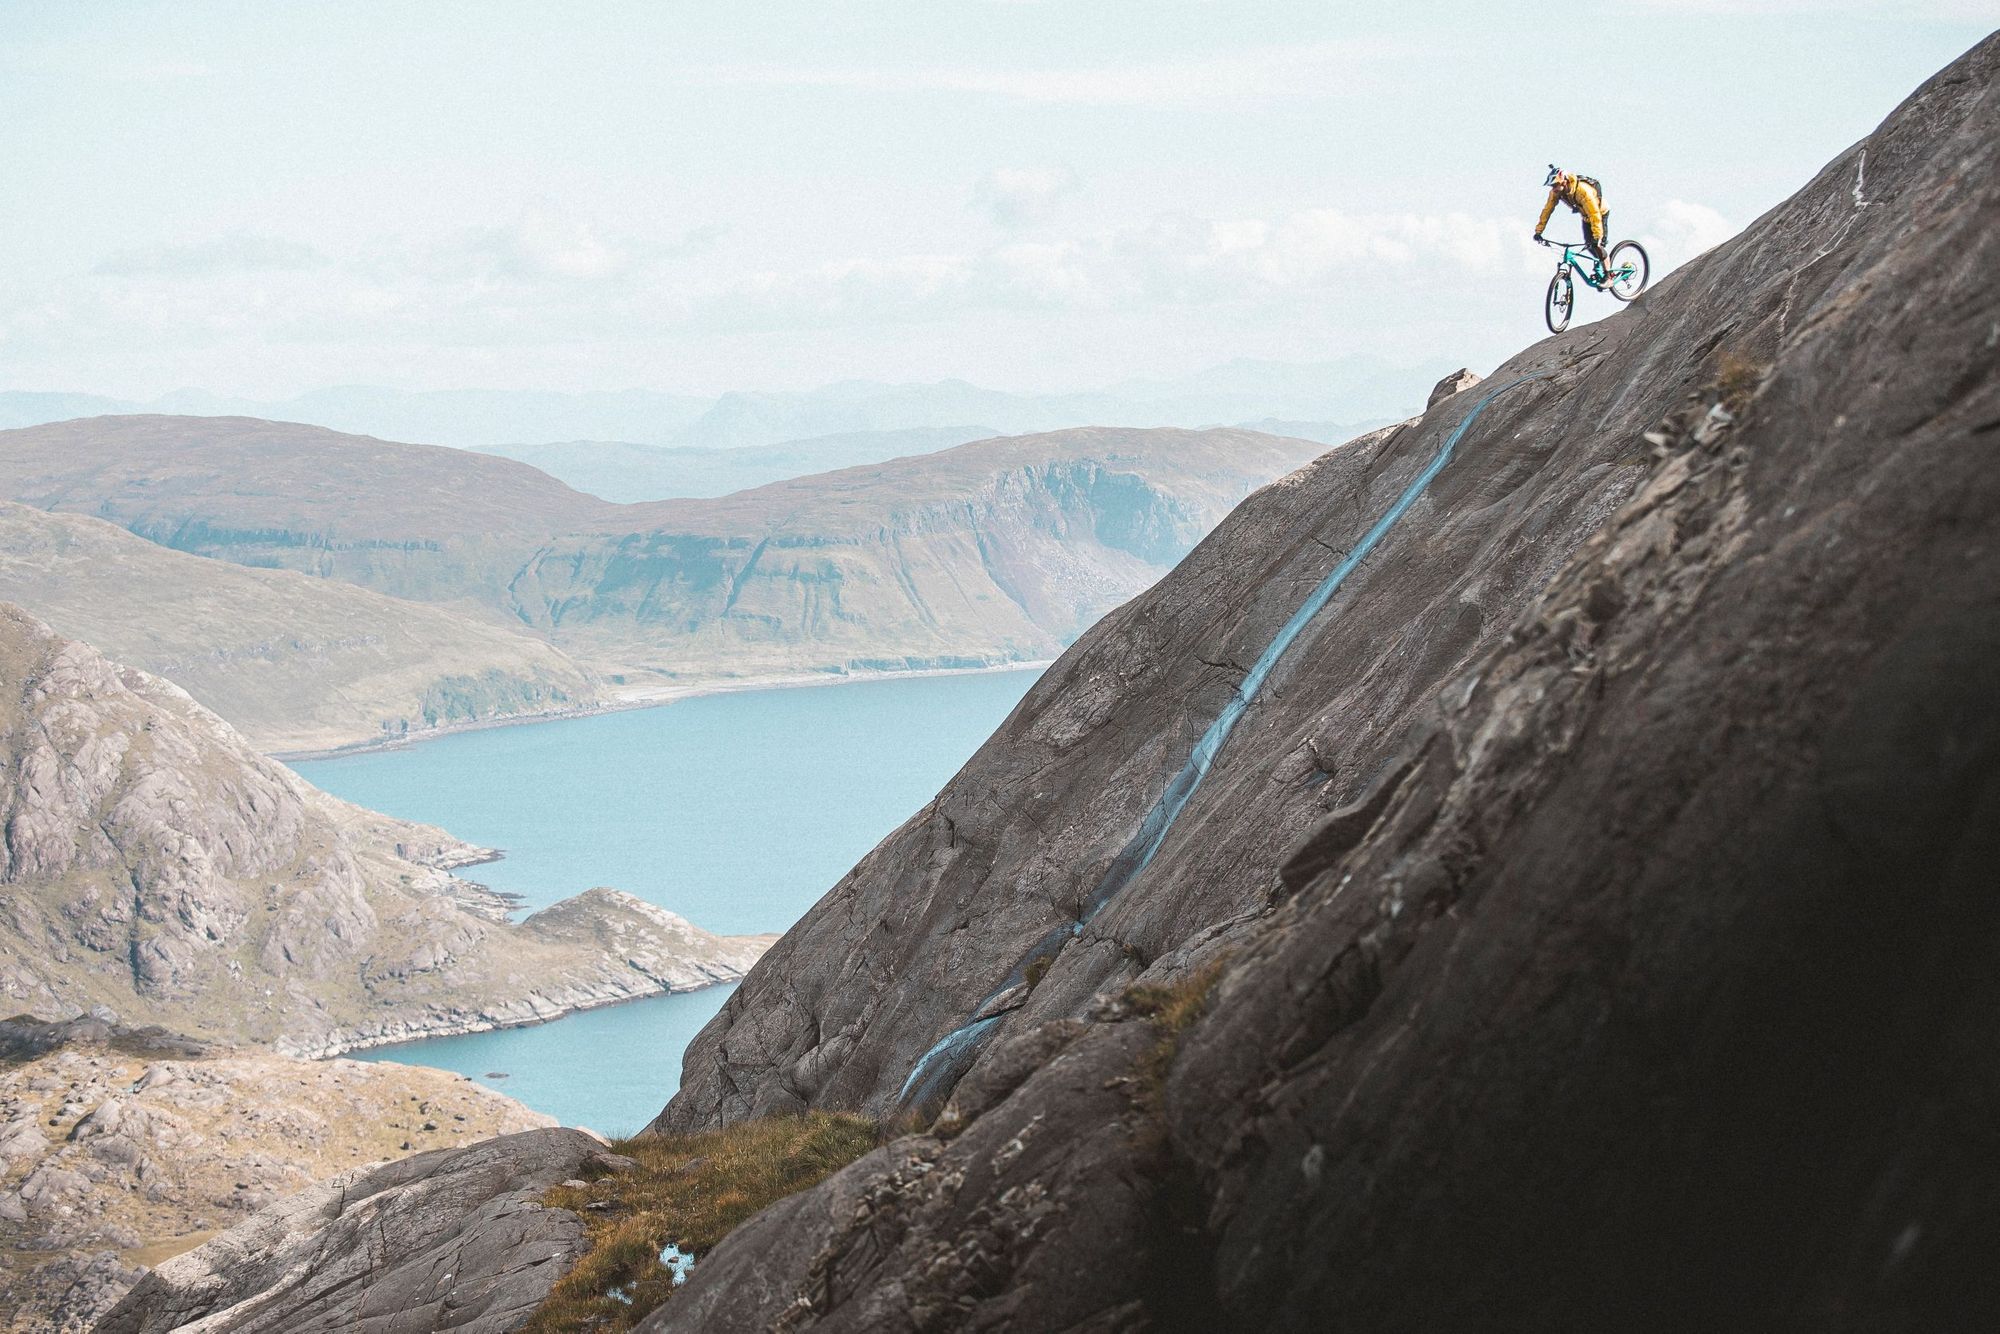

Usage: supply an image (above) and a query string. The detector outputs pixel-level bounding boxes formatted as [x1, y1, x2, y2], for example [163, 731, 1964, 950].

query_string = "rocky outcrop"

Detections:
[620, 34, 2000, 1329]
[95, 1128, 616, 1334]
[0, 502, 602, 755]
[0, 604, 768, 1053]
[1424, 366, 1482, 408]
[0, 420, 1324, 697]
[0, 1017, 554, 1332]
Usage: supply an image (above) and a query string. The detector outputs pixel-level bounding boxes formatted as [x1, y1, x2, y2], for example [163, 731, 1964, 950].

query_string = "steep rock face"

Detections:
[653, 349, 1616, 1126]
[0, 502, 602, 754]
[0, 421, 1323, 693]
[0, 1017, 553, 1332]
[654, 36, 1997, 1139]
[0, 604, 767, 1053]
[96, 1128, 617, 1334]
[627, 35, 2000, 1330]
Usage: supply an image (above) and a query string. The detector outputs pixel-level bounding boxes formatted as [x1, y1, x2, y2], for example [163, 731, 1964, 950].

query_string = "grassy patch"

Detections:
[1125, 958, 1228, 1107]
[524, 1112, 879, 1332]
[1716, 349, 1769, 415]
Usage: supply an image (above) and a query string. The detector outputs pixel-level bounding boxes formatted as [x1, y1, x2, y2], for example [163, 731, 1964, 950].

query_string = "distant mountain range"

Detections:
[0, 386, 712, 450]
[474, 426, 1003, 502]
[0, 356, 1450, 451]
[0, 415, 1333, 748]
[477, 416, 1396, 503]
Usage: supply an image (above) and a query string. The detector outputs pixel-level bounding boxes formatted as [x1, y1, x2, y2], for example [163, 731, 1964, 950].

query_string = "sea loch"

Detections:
[292, 668, 1041, 1133]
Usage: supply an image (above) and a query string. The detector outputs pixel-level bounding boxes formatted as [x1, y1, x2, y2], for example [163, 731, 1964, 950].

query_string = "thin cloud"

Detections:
[94, 234, 327, 278]
[972, 166, 1080, 229]
[1615, 0, 1997, 15]
[694, 42, 1385, 106]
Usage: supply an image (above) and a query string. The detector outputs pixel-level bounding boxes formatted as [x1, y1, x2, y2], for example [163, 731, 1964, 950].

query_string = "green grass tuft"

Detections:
[523, 1112, 879, 1332]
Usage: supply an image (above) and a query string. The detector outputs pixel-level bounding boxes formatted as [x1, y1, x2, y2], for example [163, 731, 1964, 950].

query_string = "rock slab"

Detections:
[97, 1128, 615, 1334]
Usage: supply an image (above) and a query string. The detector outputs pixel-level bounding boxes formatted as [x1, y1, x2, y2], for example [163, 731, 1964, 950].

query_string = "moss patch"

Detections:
[524, 1112, 879, 1332]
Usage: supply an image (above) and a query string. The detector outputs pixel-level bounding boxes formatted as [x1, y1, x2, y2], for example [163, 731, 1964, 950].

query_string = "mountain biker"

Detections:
[1534, 165, 1609, 275]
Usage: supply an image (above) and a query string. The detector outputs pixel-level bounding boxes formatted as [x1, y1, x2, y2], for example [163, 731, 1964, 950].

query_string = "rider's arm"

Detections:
[1534, 187, 1559, 236]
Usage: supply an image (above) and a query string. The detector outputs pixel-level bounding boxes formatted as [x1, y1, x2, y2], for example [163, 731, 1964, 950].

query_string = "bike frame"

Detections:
[1542, 237, 1633, 292]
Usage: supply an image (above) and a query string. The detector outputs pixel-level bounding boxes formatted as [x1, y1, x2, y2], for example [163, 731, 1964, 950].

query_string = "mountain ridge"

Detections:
[0, 419, 1327, 706]
[0, 502, 603, 754]
[0, 356, 1449, 449]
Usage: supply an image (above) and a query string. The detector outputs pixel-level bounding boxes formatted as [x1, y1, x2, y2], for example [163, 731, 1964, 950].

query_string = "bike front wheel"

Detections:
[1546, 269, 1575, 333]
[1608, 240, 1650, 301]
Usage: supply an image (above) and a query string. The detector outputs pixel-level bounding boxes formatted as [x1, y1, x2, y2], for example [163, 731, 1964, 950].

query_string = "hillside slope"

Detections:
[0, 1017, 559, 1333]
[0, 503, 600, 754]
[0, 420, 1324, 693]
[0, 604, 767, 1055]
[612, 34, 1996, 1329]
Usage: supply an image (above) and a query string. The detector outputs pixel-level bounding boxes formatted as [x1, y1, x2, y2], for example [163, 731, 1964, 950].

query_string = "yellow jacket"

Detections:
[1537, 172, 1606, 238]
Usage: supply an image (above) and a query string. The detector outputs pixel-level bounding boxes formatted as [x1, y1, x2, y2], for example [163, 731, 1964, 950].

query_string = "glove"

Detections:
[1532, 231, 1544, 242]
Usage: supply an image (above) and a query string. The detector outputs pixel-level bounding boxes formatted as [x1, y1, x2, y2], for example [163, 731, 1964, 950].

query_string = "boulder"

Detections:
[1425, 365, 1483, 408]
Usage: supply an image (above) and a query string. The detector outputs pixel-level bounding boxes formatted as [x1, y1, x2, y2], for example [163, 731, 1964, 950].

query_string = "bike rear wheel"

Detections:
[1608, 240, 1650, 301]
[1546, 269, 1575, 333]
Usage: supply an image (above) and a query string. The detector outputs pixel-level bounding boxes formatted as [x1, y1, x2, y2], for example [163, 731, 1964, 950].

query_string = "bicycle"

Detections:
[1538, 235, 1650, 333]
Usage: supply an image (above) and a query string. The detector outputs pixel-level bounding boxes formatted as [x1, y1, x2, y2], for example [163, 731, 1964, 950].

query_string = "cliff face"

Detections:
[653, 34, 1996, 1140]
[0, 421, 1323, 697]
[0, 503, 601, 755]
[0, 604, 767, 1055]
[618, 35, 1999, 1329]
[528, 428, 1314, 685]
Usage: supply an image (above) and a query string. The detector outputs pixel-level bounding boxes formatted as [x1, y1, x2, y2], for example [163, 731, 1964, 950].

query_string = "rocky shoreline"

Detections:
[270, 656, 1055, 762]
[280, 951, 774, 1061]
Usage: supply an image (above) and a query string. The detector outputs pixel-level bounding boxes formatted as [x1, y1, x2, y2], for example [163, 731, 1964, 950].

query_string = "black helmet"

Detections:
[1544, 164, 1561, 188]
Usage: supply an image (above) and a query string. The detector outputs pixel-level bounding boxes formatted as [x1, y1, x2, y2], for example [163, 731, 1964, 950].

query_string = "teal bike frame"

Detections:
[1541, 236, 1634, 292]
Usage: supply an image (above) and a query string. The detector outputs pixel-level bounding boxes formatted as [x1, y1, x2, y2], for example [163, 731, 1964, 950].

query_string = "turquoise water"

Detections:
[295, 668, 1040, 1135]
[358, 986, 735, 1138]
[294, 669, 1041, 935]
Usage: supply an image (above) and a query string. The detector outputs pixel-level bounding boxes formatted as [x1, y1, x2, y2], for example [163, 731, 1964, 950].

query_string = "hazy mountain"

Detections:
[0, 416, 1329, 698]
[476, 425, 1003, 501]
[0, 356, 1450, 450]
[660, 357, 1450, 451]
[0, 502, 602, 754]
[1233, 416, 1396, 446]
[0, 392, 135, 430]
[0, 387, 711, 448]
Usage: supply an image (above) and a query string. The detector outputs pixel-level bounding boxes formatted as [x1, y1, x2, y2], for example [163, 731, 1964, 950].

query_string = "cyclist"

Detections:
[1534, 165, 1609, 277]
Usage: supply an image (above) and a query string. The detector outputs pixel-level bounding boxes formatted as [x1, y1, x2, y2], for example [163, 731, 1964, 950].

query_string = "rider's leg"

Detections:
[1582, 206, 1609, 275]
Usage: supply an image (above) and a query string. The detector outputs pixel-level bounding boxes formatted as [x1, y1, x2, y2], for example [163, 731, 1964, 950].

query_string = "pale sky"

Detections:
[2, 1, 1992, 399]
